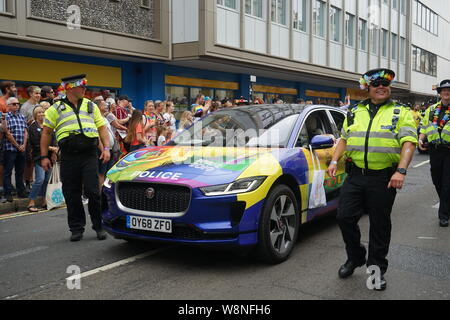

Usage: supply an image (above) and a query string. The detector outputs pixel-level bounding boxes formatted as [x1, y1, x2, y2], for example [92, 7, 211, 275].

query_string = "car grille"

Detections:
[106, 217, 237, 241]
[117, 182, 191, 213]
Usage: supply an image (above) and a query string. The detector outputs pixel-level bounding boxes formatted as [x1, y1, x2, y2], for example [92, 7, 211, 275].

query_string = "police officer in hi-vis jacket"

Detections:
[419, 79, 450, 228]
[40, 74, 111, 242]
[327, 69, 418, 291]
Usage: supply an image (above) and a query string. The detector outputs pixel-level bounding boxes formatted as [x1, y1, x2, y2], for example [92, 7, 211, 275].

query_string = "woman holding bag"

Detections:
[27, 106, 57, 212]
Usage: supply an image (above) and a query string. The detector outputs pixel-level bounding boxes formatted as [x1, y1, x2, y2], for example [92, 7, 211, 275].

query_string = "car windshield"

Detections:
[168, 107, 300, 148]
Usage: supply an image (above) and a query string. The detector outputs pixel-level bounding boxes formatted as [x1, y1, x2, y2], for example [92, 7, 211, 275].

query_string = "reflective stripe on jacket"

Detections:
[419, 101, 450, 146]
[44, 98, 105, 142]
[341, 100, 418, 170]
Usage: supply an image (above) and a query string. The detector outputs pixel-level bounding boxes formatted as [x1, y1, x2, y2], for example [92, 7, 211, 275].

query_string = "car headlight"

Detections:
[103, 178, 112, 189]
[200, 176, 267, 196]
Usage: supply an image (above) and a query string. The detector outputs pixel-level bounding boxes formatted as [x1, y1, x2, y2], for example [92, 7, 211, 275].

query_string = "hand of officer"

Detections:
[327, 163, 337, 178]
[418, 139, 428, 151]
[41, 158, 52, 171]
[99, 149, 111, 164]
[388, 172, 405, 190]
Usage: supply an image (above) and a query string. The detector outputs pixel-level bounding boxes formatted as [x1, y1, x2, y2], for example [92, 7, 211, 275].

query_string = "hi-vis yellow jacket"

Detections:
[341, 100, 418, 170]
[419, 101, 450, 146]
[44, 98, 105, 142]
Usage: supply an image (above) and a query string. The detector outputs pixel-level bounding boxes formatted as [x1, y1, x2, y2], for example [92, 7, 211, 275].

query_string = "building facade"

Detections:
[0, 0, 448, 109]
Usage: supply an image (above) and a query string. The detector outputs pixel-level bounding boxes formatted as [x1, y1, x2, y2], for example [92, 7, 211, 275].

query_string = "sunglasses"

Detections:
[370, 79, 391, 88]
[9, 102, 20, 106]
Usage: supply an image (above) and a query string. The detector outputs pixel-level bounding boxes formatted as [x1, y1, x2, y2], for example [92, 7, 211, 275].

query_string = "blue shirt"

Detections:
[4, 112, 27, 152]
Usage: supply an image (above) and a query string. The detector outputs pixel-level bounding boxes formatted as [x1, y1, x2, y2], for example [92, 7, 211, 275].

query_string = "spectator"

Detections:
[124, 110, 149, 152]
[178, 111, 194, 132]
[3, 97, 28, 202]
[39, 101, 51, 111]
[157, 126, 169, 146]
[101, 89, 111, 101]
[306, 100, 313, 105]
[154, 100, 166, 127]
[222, 99, 233, 108]
[27, 106, 57, 212]
[115, 95, 132, 126]
[40, 86, 55, 105]
[20, 86, 41, 125]
[98, 101, 118, 189]
[143, 100, 157, 145]
[163, 101, 177, 132]
[0, 81, 17, 113]
[296, 98, 306, 104]
[275, 99, 284, 104]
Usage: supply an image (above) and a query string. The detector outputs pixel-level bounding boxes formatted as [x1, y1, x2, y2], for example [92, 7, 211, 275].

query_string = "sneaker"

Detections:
[439, 220, 449, 228]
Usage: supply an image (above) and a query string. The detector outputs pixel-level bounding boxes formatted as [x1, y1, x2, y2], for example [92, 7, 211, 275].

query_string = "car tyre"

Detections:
[256, 184, 300, 264]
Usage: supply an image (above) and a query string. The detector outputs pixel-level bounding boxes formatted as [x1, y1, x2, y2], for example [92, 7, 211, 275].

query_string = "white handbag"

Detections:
[308, 146, 327, 209]
[45, 163, 66, 210]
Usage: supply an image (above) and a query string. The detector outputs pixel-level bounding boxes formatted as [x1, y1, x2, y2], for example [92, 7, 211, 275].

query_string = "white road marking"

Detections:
[413, 160, 430, 168]
[0, 246, 49, 262]
[417, 237, 437, 240]
[66, 247, 171, 281]
[433, 203, 440, 209]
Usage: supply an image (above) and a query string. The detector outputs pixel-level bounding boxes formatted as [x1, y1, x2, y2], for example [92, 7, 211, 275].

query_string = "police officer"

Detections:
[327, 69, 418, 291]
[40, 75, 111, 242]
[418, 79, 450, 228]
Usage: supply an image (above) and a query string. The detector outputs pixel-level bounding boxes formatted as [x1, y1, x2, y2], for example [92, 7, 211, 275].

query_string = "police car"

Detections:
[102, 104, 347, 263]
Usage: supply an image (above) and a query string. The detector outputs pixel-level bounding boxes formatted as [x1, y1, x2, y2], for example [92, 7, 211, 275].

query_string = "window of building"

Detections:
[400, 37, 406, 63]
[313, 0, 326, 38]
[245, 0, 263, 18]
[412, 45, 437, 77]
[369, 25, 378, 55]
[414, 1, 439, 36]
[400, 0, 406, 15]
[330, 6, 342, 43]
[345, 13, 355, 47]
[0, 0, 5, 12]
[392, 0, 398, 10]
[381, 29, 388, 57]
[141, 0, 150, 9]
[293, 0, 307, 32]
[217, 0, 238, 10]
[271, 0, 287, 25]
[359, 19, 367, 51]
[391, 33, 398, 60]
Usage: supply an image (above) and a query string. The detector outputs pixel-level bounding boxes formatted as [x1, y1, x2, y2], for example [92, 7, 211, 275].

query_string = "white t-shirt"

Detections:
[163, 112, 176, 131]
[157, 135, 166, 146]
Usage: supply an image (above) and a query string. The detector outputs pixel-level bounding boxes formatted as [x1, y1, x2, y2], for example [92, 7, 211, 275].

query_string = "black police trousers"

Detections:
[429, 146, 450, 221]
[336, 169, 397, 275]
[60, 149, 102, 233]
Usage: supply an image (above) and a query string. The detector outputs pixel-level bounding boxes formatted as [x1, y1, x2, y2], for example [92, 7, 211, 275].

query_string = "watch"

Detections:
[397, 168, 407, 175]
[39, 155, 49, 161]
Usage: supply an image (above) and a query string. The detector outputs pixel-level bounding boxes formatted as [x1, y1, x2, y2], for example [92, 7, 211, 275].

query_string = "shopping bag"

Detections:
[45, 163, 66, 210]
[308, 146, 327, 209]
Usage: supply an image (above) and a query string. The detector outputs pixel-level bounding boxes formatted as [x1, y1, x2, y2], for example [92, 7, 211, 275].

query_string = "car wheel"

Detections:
[256, 184, 299, 264]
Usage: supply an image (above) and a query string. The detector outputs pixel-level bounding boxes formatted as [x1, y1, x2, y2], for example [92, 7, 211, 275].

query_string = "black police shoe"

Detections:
[96, 230, 107, 240]
[338, 259, 366, 278]
[70, 232, 83, 242]
[373, 275, 387, 291]
[439, 220, 449, 227]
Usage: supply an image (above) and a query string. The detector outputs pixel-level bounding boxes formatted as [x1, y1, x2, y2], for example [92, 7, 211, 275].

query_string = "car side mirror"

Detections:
[310, 135, 335, 150]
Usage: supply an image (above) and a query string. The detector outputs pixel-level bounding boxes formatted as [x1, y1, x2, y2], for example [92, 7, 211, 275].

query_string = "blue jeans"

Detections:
[3, 151, 26, 196]
[29, 162, 52, 200]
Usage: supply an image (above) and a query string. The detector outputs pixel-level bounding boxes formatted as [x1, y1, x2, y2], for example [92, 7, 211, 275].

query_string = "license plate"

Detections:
[126, 216, 172, 234]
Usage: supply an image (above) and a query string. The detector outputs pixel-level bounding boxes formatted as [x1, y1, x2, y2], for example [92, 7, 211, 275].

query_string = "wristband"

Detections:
[330, 161, 338, 165]
[39, 155, 49, 161]
[104, 147, 111, 151]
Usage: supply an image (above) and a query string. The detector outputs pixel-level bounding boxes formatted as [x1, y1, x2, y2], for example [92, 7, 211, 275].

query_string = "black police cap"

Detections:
[437, 79, 450, 93]
[61, 74, 87, 83]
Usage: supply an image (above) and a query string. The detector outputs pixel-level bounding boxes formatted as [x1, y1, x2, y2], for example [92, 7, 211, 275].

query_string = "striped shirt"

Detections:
[4, 112, 27, 151]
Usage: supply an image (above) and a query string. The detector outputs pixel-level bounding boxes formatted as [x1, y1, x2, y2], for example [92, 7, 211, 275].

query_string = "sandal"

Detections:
[27, 206, 39, 213]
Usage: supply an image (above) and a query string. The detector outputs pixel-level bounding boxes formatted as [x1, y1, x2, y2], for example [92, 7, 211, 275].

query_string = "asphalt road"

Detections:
[0, 152, 449, 301]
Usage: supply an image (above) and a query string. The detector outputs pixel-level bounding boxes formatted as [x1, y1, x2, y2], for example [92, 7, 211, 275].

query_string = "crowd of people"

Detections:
[0, 79, 440, 213]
